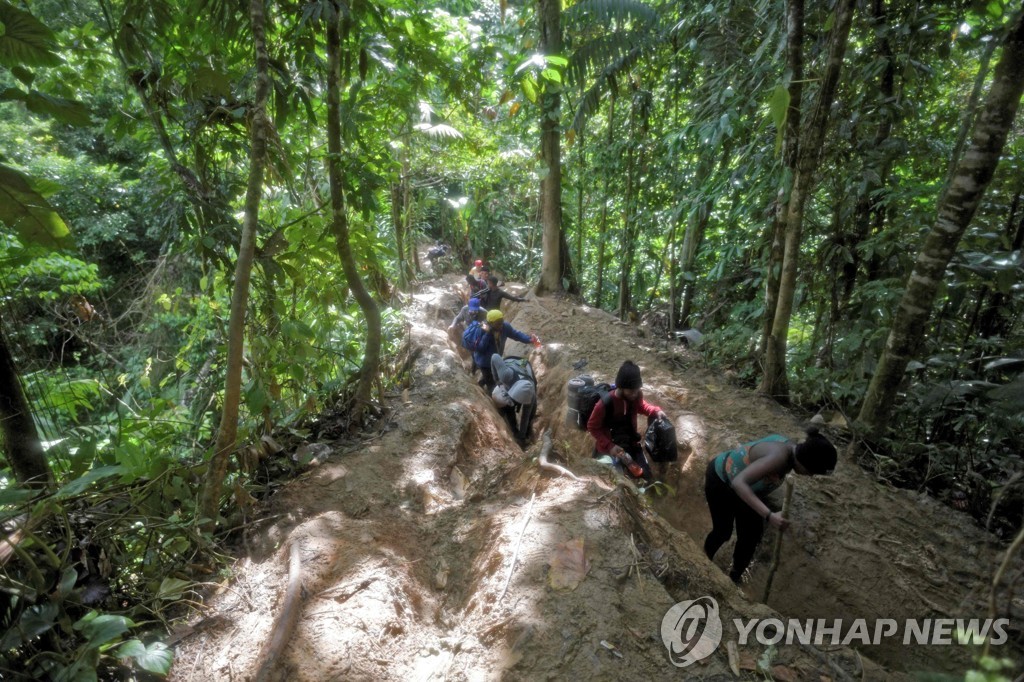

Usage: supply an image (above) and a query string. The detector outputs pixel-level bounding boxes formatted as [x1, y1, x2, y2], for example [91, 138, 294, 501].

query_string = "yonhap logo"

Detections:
[661, 596, 723, 667]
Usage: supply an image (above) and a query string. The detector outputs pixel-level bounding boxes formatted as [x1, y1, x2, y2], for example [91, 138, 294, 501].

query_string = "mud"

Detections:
[168, 272, 1022, 681]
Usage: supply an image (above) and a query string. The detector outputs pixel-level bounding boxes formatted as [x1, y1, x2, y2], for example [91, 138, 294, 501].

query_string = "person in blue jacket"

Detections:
[473, 309, 539, 392]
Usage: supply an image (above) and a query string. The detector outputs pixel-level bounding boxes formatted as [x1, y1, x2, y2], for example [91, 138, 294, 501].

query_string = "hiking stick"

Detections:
[761, 477, 794, 603]
[499, 487, 536, 601]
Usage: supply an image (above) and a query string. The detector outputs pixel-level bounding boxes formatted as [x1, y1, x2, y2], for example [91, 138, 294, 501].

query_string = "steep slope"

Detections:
[167, 274, 1020, 681]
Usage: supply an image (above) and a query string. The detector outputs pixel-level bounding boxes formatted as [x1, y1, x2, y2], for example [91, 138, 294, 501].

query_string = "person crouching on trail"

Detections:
[587, 361, 668, 481]
[490, 353, 537, 446]
[703, 426, 837, 584]
[473, 309, 539, 393]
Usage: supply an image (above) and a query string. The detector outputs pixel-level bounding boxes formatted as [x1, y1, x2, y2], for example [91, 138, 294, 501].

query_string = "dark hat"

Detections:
[795, 427, 837, 475]
[615, 361, 643, 390]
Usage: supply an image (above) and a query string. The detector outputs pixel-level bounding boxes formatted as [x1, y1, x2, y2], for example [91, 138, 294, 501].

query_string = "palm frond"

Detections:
[564, 0, 659, 31]
[567, 31, 642, 86]
[570, 44, 645, 134]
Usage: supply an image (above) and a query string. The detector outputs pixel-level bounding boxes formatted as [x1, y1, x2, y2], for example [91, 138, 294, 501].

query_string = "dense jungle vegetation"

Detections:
[1, 0, 1022, 678]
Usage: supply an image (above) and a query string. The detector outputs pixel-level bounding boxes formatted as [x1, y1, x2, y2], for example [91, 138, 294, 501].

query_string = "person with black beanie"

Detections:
[703, 426, 837, 584]
[587, 361, 669, 480]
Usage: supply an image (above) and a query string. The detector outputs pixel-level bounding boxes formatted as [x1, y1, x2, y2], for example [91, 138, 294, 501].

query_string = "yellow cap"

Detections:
[487, 309, 504, 323]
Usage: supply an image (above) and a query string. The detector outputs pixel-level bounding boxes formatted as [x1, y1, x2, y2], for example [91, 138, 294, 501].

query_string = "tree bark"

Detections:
[0, 322, 53, 489]
[535, 0, 564, 295]
[856, 8, 1024, 442]
[199, 0, 272, 530]
[326, 6, 382, 425]
[594, 91, 615, 308]
[760, 0, 803, 365]
[761, 0, 856, 400]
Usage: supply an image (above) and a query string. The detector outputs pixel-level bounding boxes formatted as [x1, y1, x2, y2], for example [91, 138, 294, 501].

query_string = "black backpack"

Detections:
[644, 417, 678, 462]
[573, 382, 614, 430]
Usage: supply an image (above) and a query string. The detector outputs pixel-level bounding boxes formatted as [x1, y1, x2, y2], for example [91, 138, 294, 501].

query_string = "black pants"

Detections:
[703, 459, 765, 581]
[477, 365, 495, 393]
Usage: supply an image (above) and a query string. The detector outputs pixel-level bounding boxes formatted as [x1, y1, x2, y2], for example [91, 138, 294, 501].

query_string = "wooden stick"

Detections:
[761, 477, 794, 603]
[498, 490, 536, 601]
[983, 522, 1024, 658]
[254, 541, 303, 682]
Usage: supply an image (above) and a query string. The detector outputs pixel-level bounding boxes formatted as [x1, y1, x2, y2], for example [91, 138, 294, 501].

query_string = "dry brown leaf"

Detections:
[771, 665, 799, 682]
[548, 537, 590, 590]
[738, 651, 758, 671]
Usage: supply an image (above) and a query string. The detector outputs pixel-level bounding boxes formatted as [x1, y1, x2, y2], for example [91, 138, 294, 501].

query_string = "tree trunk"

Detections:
[856, 8, 1024, 443]
[326, 8, 382, 426]
[199, 0, 272, 530]
[391, 182, 407, 290]
[535, 0, 564, 295]
[759, 0, 803, 363]
[761, 0, 856, 400]
[618, 98, 638, 320]
[594, 92, 615, 308]
[679, 141, 731, 327]
[0, 323, 52, 489]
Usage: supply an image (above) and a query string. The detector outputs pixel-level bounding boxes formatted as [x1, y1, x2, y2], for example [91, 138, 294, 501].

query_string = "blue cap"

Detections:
[468, 298, 481, 311]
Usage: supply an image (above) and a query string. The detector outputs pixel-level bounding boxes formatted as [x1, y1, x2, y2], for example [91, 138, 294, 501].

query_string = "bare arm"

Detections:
[730, 444, 791, 529]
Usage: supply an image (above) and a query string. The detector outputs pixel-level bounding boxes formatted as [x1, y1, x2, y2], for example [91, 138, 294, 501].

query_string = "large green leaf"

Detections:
[0, 163, 73, 250]
[74, 612, 134, 649]
[55, 466, 125, 499]
[0, 2, 61, 68]
[0, 88, 91, 126]
[117, 639, 174, 674]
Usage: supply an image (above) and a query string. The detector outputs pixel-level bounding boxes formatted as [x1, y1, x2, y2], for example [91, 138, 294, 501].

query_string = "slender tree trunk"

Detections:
[594, 92, 615, 308]
[760, 0, 804, 377]
[618, 98, 638, 320]
[857, 8, 1024, 443]
[199, 0, 272, 530]
[326, 8, 382, 425]
[536, 0, 564, 295]
[576, 123, 586, 274]
[392, 182, 407, 290]
[679, 142, 730, 326]
[761, 0, 856, 400]
[0, 323, 52, 489]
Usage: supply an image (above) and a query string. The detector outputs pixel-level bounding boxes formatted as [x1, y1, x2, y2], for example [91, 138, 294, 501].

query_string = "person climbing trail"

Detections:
[471, 309, 539, 393]
[490, 353, 537, 446]
[703, 426, 837, 584]
[477, 275, 526, 311]
[449, 297, 486, 367]
[587, 361, 668, 481]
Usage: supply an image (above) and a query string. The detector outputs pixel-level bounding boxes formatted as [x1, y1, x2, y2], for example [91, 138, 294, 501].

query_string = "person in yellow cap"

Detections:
[471, 309, 539, 392]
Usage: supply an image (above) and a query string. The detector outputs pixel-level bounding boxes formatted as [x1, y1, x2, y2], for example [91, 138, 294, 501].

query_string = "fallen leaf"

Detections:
[771, 665, 799, 682]
[726, 640, 740, 676]
[738, 651, 758, 671]
[548, 537, 590, 590]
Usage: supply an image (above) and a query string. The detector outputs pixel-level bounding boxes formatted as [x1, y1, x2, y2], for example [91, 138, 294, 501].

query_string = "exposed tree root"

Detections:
[254, 541, 303, 682]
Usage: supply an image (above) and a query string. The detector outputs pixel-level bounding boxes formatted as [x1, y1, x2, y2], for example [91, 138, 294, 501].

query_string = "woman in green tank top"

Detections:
[704, 426, 837, 584]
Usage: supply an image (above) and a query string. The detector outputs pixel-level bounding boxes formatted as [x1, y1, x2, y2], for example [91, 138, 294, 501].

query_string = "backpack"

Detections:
[462, 320, 488, 352]
[644, 417, 678, 462]
[571, 381, 614, 430]
[502, 356, 535, 387]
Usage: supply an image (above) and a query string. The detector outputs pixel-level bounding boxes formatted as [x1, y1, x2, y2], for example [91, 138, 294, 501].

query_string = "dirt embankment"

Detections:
[168, 274, 1021, 681]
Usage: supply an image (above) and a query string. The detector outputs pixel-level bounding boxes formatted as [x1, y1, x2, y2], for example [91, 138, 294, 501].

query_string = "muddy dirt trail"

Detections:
[168, 273, 1022, 681]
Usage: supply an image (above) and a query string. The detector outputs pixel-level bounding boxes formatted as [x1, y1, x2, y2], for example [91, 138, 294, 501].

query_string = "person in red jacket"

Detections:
[587, 361, 668, 480]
